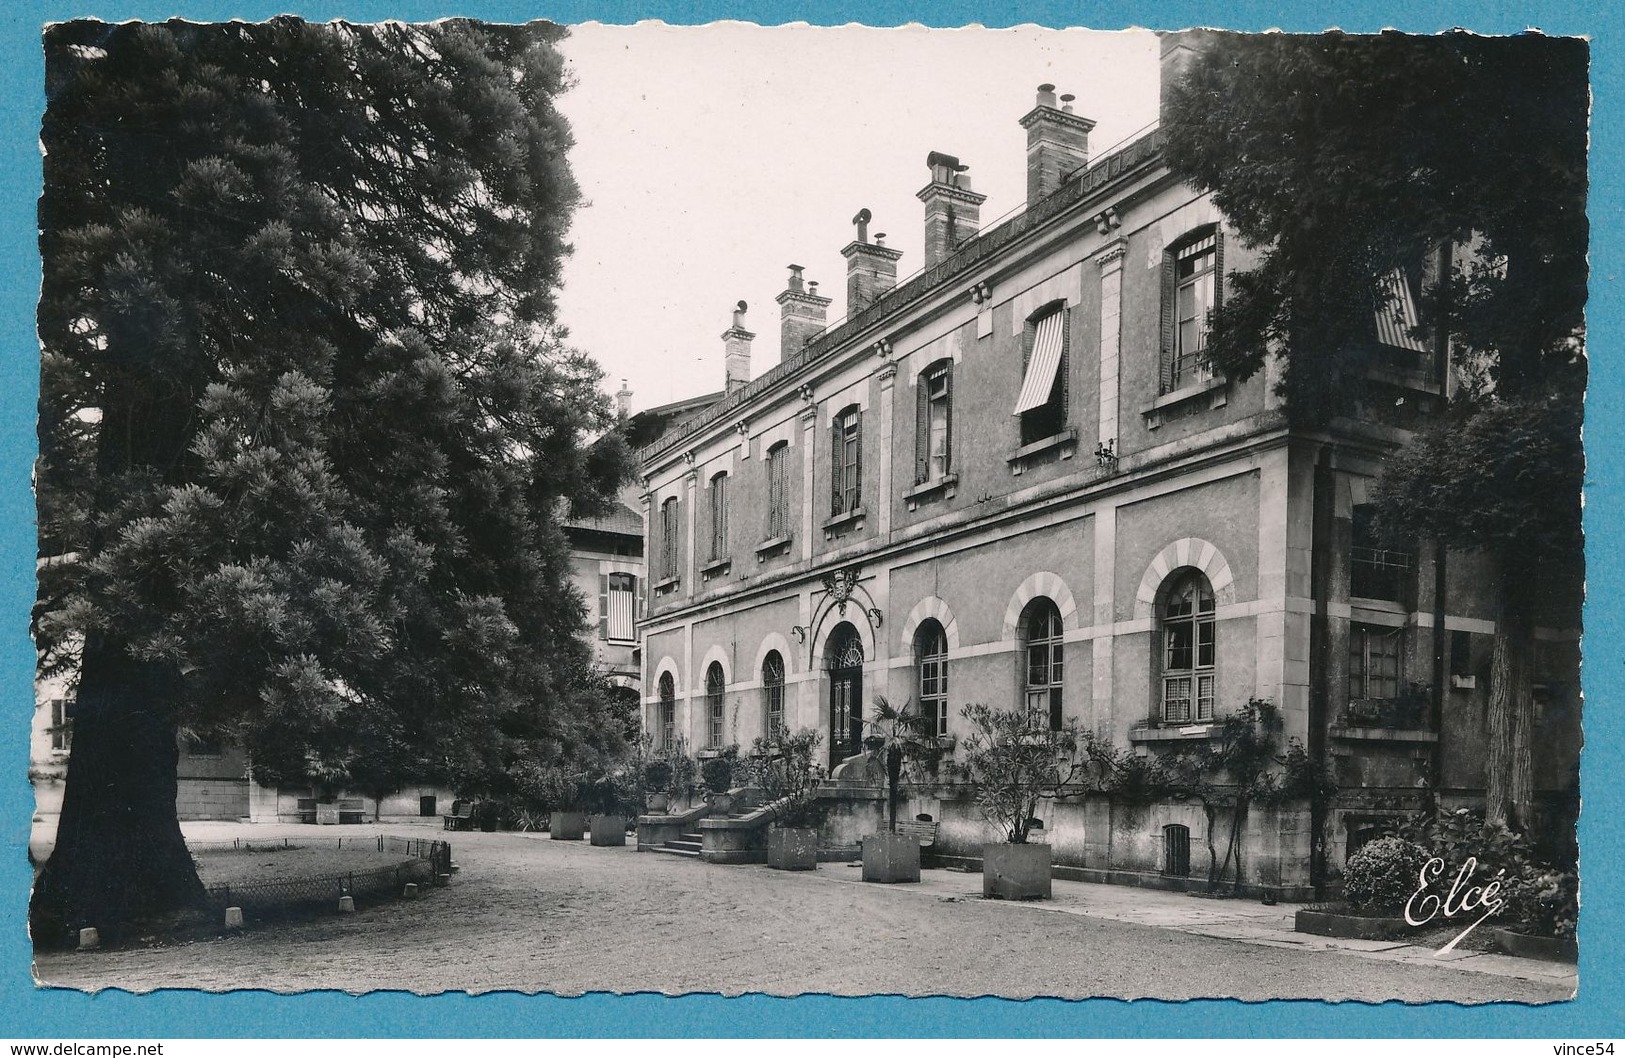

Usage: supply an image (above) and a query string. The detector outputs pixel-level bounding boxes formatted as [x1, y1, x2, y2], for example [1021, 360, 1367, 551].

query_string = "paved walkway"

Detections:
[32, 820, 1576, 1000]
[817, 860, 1578, 991]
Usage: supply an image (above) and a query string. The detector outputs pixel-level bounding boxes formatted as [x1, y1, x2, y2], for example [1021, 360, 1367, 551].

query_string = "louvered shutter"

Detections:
[1159, 250, 1176, 394]
[598, 574, 609, 640]
[915, 378, 930, 484]
[830, 418, 842, 516]
[1213, 228, 1225, 316]
[1059, 308, 1071, 420]
[853, 411, 863, 510]
[942, 360, 953, 474]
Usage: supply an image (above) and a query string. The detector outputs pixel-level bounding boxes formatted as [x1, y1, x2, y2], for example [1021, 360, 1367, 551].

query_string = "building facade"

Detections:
[632, 40, 1580, 897]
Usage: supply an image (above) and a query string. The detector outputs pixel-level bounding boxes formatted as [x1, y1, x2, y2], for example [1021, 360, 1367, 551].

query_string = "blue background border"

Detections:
[2, 0, 1618, 1039]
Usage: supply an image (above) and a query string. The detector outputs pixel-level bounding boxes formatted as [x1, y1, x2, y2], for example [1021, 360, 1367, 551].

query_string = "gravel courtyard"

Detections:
[33, 824, 1574, 1003]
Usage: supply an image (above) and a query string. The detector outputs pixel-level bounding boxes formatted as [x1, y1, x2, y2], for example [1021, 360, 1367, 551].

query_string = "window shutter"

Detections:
[830, 418, 842, 516]
[1213, 228, 1225, 315]
[915, 377, 930, 485]
[1059, 308, 1071, 420]
[1159, 250, 1176, 394]
[942, 360, 953, 474]
[598, 574, 609, 639]
[853, 411, 863, 509]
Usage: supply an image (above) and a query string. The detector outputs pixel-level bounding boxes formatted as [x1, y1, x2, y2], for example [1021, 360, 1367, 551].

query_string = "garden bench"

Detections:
[296, 797, 317, 825]
[442, 800, 475, 831]
[895, 818, 938, 849]
[337, 797, 366, 824]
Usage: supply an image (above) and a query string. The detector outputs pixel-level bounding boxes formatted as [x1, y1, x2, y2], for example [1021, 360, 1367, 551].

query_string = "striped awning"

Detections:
[1374, 269, 1428, 353]
[1013, 311, 1066, 414]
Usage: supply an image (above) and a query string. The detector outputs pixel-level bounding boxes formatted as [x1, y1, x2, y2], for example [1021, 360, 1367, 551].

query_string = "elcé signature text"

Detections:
[1403, 855, 1506, 956]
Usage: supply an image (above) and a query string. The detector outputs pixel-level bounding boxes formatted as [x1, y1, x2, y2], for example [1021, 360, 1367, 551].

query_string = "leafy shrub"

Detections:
[643, 759, 673, 793]
[1343, 836, 1430, 913]
[700, 745, 740, 794]
[744, 727, 824, 829]
[959, 703, 1086, 844]
[1397, 808, 1536, 879]
[1501, 866, 1578, 939]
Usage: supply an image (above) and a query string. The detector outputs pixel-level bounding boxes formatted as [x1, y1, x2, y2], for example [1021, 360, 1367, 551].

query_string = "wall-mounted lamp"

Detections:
[868, 608, 884, 628]
[791, 625, 808, 644]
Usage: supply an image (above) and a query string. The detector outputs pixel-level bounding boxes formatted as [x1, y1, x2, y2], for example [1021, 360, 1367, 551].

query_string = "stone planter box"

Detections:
[1489, 927, 1578, 963]
[549, 811, 586, 840]
[588, 814, 626, 846]
[767, 827, 818, 871]
[1294, 908, 1420, 941]
[983, 842, 1052, 900]
[862, 830, 921, 883]
[646, 793, 669, 813]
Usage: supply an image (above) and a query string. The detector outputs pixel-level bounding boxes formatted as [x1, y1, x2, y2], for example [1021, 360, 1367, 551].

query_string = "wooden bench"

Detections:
[895, 817, 939, 850]
[442, 800, 475, 831]
[337, 797, 366, 824]
[296, 797, 317, 825]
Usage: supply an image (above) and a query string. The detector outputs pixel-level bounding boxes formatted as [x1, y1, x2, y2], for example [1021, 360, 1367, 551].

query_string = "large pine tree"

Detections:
[33, 18, 631, 943]
[1161, 32, 1587, 829]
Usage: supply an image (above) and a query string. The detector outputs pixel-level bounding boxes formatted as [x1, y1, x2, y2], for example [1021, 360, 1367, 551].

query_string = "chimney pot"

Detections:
[1060, 93, 1075, 113]
[723, 302, 754, 392]
[918, 152, 987, 267]
[1021, 86, 1094, 205]
[777, 267, 831, 361]
[842, 211, 904, 314]
[1037, 83, 1058, 108]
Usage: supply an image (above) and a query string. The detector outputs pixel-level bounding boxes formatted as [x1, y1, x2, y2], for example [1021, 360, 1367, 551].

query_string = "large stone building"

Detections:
[631, 36, 1582, 898]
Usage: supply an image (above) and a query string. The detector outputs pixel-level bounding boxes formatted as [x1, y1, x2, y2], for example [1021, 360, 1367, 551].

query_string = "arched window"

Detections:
[762, 651, 785, 735]
[1161, 570, 1216, 723]
[705, 662, 726, 749]
[658, 672, 676, 749]
[915, 619, 949, 737]
[1021, 598, 1064, 731]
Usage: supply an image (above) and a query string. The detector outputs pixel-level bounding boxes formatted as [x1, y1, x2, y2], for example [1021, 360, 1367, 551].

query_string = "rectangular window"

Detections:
[915, 362, 953, 484]
[661, 701, 675, 749]
[766, 443, 789, 540]
[1161, 673, 1215, 725]
[49, 697, 74, 752]
[831, 409, 862, 516]
[1349, 625, 1403, 702]
[607, 573, 636, 641]
[1172, 235, 1216, 391]
[1016, 309, 1069, 445]
[1374, 267, 1429, 354]
[708, 474, 728, 562]
[1350, 504, 1412, 602]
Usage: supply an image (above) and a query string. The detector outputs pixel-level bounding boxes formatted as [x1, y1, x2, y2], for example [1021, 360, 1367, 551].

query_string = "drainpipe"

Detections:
[1308, 446, 1335, 895]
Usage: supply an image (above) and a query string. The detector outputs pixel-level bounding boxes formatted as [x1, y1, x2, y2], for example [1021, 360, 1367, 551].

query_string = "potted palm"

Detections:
[537, 767, 587, 841]
[860, 696, 937, 884]
[959, 702, 1086, 900]
[748, 727, 824, 870]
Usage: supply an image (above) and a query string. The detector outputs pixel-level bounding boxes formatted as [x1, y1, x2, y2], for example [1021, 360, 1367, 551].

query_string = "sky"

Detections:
[553, 23, 1163, 415]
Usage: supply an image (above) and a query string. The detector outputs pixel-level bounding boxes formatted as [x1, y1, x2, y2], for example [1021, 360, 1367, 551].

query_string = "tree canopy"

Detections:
[33, 18, 632, 940]
[1161, 31, 1588, 830]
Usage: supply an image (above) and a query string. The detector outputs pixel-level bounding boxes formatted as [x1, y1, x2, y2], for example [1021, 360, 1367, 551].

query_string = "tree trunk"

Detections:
[1485, 573, 1536, 831]
[29, 639, 207, 947]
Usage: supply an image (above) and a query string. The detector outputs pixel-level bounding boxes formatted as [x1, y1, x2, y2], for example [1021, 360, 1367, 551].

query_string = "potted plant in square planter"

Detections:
[747, 726, 824, 870]
[860, 696, 938, 884]
[960, 702, 1087, 900]
[583, 767, 634, 847]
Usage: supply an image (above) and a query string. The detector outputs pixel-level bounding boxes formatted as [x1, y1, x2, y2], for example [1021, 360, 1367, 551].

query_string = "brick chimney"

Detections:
[841, 208, 904, 315]
[722, 300, 754, 393]
[775, 265, 832, 361]
[1019, 84, 1095, 205]
[615, 378, 633, 416]
[1159, 30, 1218, 123]
[917, 152, 987, 269]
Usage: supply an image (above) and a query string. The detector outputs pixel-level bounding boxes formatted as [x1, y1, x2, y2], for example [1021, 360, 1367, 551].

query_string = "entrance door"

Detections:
[826, 623, 865, 770]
